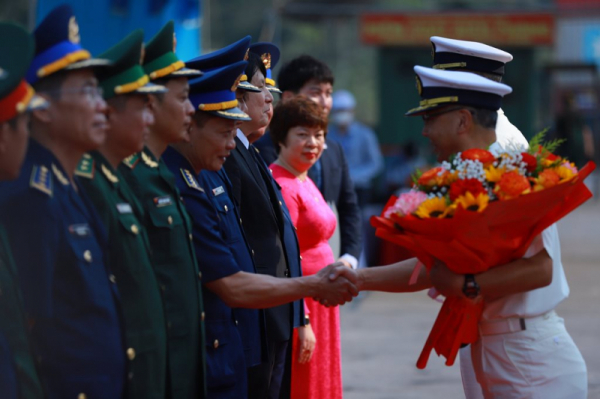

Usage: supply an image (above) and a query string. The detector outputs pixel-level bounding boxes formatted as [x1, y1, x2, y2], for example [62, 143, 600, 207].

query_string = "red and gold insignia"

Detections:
[416, 76, 423, 95]
[243, 49, 249, 61]
[261, 53, 271, 69]
[231, 74, 242, 91]
[68, 16, 81, 44]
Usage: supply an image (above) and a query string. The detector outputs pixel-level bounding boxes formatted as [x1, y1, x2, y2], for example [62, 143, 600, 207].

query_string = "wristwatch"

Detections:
[462, 274, 480, 299]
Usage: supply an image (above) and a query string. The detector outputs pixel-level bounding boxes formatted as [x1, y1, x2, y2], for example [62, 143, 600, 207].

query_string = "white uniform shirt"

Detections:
[494, 108, 529, 151]
[482, 224, 570, 320]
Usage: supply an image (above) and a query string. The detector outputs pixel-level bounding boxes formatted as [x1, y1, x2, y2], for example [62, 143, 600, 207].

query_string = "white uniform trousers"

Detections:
[469, 311, 587, 399]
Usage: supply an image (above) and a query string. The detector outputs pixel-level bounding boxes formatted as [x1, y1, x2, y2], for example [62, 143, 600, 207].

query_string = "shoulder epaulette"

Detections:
[29, 165, 53, 196]
[141, 151, 158, 168]
[180, 169, 204, 193]
[52, 164, 70, 186]
[75, 154, 95, 179]
[122, 153, 141, 169]
[101, 164, 119, 184]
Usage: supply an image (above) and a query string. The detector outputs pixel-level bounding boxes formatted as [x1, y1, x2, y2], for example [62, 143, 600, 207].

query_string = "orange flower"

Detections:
[531, 169, 560, 191]
[462, 149, 496, 167]
[554, 162, 578, 181]
[417, 167, 453, 187]
[494, 171, 531, 200]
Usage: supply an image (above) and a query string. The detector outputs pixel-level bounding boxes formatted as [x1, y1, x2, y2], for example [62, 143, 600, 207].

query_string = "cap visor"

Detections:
[65, 58, 112, 71]
[405, 103, 441, 116]
[26, 94, 49, 112]
[267, 86, 282, 94]
[170, 67, 203, 77]
[135, 82, 168, 94]
[209, 107, 251, 121]
[237, 82, 261, 92]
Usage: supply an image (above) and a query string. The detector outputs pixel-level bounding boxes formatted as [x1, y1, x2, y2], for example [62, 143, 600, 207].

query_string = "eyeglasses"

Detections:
[41, 86, 104, 101]
[422, 106, 474, 122]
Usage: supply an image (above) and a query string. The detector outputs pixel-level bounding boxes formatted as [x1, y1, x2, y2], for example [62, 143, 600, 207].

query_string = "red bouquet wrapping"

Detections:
[371, 140, 596, 369]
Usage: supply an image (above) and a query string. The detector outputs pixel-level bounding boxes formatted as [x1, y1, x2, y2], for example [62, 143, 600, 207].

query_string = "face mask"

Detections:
[331, 110, 354, 127]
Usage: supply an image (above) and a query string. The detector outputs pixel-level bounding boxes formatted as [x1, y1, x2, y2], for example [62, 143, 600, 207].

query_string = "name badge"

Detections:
[153, 196, 173, 207]
[116, 203, 133, 214]
[212, 186, 225, 196]
[69, 224, 91, 237]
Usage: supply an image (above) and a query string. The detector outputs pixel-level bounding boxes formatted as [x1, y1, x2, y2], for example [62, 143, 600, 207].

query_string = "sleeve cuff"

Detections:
[339, 253, 358, 270]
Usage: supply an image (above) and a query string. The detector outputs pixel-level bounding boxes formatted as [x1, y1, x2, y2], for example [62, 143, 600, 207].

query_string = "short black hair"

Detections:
[469, 107, 498, 129]
[31, 70, 69, 100]
[277, 55, 334, 93]
[245, 52, 267, 83]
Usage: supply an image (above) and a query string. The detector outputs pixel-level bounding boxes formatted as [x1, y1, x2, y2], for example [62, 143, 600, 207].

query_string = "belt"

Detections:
[479, 311, 555, 337]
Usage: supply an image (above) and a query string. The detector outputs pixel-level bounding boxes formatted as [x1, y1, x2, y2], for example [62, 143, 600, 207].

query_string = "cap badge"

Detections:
[416, 76, 423, 96]
[231, 74, 242, 91]
[68, 16, 81, 44]
[140, 43, 146, 64]
[261, 53, 271, 69]
[243, 48, 249, 61]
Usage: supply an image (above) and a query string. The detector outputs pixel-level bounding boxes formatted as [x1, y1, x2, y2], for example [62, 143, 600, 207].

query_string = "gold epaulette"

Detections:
[101, 164, 119, 184]
[75, 153, 95, 179]
[30, 165, 53, 196]
[122, 153, 141, 169]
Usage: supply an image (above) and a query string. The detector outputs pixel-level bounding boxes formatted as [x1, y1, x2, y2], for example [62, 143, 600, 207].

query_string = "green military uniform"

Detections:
[0, 22, 48, 399]
[77, 30, 168, 399]
[118, 20, 207, 399]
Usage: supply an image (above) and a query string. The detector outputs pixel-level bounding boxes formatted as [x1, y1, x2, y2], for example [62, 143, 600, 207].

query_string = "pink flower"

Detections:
[384, 191, 428, 218]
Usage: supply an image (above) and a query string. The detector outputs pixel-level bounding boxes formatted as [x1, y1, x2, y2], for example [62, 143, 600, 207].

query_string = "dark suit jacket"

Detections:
[255, 134, 362, 259]
[223, 137, 305, 342]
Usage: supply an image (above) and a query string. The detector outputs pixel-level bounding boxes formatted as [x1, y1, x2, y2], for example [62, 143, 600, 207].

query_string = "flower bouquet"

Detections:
[371, 133, 596, 369]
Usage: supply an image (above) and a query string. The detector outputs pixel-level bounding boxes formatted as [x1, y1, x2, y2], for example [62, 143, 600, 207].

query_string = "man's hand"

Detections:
[313, 262, 359, 306]
[429, 259, 463, 298]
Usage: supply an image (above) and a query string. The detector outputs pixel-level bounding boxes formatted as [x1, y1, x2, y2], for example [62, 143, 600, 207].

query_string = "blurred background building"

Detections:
[1, 0, 598, 260]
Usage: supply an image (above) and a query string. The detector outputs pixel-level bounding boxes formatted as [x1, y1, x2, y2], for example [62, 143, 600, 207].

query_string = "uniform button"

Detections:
[109, 274, 117, 284]
[201, 311, 205, 321]
[279, 201, 282, 206]
[239, 218, 242, 224]
[299, 255, 303, 260]
[224, 205, 228, 212]
[78, 393, 87, 399]
[189, 234, 193, 241]
[251, 249, 255, 256]
[235, 320, 238, 326]
[128, 372, 134, 380]
[167, 216, 173, 225]
[213, 339, 219, 349]
[160, 284, 166, 292]
[127, 348, 136, 361]
[198, 271, 202, 279]
[269, 168, 273, 174]
[83, 250, 92, 263]
[131, 224, 139, 234]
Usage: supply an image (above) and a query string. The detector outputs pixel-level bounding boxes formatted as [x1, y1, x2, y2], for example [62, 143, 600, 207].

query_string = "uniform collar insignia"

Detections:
[141, 151, 158, 168]
[122, 153, 141, 169]
[75, 153, 95, 178]
[101, 163, 119, 184]
[30, 164, 53, 196]
[52, 163, 70, 185]
[180, 168, 204, 192]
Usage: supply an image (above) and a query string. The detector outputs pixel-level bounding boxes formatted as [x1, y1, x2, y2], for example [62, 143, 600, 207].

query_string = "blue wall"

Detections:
[36, 0, 201, 61]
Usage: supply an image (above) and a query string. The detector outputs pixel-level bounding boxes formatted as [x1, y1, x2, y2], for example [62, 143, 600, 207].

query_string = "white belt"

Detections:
[479, 311, 555, 337]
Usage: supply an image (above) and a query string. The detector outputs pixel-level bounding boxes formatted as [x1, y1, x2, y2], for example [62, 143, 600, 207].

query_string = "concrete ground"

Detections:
[340, 174, 600, 398]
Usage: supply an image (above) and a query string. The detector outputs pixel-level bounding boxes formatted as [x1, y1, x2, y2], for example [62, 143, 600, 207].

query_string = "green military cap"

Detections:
[97, 29, 167, 100]
[144, 21, 202, 80]
[0, 23, 48, 123]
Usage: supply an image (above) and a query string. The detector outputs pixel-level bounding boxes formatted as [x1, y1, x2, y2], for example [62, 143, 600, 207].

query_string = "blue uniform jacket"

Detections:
[163, 147, 262, 398]
[0, 139, 125, 399]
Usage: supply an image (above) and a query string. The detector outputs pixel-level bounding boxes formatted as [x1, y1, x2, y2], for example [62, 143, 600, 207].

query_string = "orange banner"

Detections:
[360, 13, 554, 46]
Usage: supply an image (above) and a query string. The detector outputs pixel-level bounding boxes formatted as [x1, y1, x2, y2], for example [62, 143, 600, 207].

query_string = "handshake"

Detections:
[311, 262, 361, 306]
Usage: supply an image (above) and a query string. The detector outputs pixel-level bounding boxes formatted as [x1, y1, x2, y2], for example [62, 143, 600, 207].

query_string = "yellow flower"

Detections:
[455, 192, 489, 212]
[485, 165, 506, 183]
[415, 197, 452, 218]
[554, 163, 577, 181]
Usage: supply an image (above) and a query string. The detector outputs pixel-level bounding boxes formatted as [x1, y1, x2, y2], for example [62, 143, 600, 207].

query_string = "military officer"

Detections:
[0, 22, 47, 399]
[164, 58, 359, 397]
[117, 20, 208, 399]
[76, 30, 169, 399]
[0, 5, 126, 398]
